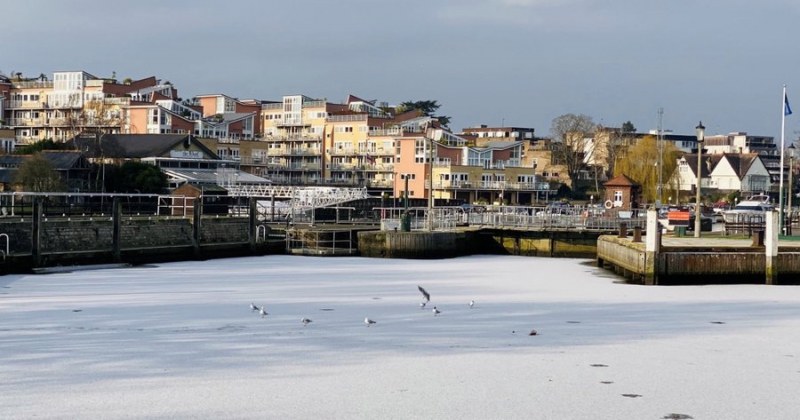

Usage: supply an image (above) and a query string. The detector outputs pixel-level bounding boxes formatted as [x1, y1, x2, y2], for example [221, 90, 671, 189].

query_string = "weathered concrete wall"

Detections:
[359, 229, 601, 259]
[120, 218, 194, 249]
[0, 216, 269, 273]
[0, 219, 33, 254]
[358, 231, 469, 259]
[40, 219, 114, 253]
[480, 229, 601, 258]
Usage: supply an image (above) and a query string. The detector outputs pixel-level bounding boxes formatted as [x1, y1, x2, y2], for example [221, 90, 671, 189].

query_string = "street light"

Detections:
[694, 121, 705, 238]
[400, 173, 413, 232]
[787, 143, 796, 233]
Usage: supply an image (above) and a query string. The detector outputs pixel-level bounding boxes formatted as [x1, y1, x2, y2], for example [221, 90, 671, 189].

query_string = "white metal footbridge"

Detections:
[224, 184, 372, 208]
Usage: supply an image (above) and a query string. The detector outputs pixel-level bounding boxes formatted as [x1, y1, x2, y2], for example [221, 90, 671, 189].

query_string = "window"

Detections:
[614, 190, 623, 203]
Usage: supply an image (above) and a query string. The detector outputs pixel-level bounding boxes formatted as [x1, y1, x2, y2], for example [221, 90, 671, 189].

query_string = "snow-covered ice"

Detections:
[2, 254, 800, 419]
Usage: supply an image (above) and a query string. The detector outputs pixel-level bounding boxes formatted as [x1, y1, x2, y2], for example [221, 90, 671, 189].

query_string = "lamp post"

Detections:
[788, 144, 796, 234]
[427, 137, 434, 232]
[400, 173, 412, 232]
[694, 121, 705, 238]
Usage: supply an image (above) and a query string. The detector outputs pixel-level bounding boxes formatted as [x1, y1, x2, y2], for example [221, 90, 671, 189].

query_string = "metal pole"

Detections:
[695, 136, 703, 238]
[427, 137, 433, 231]
[789, 153, 794, 233]
[779, 85, 788, 235]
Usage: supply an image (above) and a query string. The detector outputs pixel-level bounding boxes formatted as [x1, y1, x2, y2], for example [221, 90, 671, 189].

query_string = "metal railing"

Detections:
[375, 205, 647, 232]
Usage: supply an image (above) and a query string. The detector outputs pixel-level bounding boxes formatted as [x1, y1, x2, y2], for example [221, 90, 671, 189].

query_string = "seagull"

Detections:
[420, 302, 426, 309]
[417, 285, 430, 303]
[259, 306, 268, 318]
[250, 303, 260, 311]
[469, 300, 475, 309]
[301, 317, 312, 326]
[364, 317, 376, 327]
[432, 306, 440, 316]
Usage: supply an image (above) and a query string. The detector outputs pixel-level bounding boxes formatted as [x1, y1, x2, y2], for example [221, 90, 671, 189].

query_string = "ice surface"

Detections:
[2, 255, 800, 419]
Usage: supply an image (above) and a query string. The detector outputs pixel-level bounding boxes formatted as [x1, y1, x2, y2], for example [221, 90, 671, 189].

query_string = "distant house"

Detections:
[70, 133, 270, 190]
[673, 153, 770, 195]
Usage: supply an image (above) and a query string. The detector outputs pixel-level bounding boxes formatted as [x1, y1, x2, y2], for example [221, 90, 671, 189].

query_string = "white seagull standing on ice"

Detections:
[250, 303, 260, 311]
[259, 306, 268, 318]
[420, 302, 426, 309]
[364, 317, 376, 327]
[432, 306, 441, 316]
[469, 300, 475, 309]
[301, 317, 312, 326]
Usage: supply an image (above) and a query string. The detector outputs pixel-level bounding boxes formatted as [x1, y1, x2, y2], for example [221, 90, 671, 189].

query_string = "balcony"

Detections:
[329, 148, 357, 156]
[11, 80, 53, 89]
[433, 181, 552, 191]
[365, 179, 394, 188]
[262, 135, 322, 143]
[6, 100, 47, 110]
[327, 114, 368, 123]
[286, 164, 321, 171]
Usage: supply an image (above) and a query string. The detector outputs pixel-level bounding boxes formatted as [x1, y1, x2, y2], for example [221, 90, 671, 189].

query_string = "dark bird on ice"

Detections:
[420, 302, 426, 309]
[301, 317, 312, 326]
[432, 306, 441, 316]
[364, 317, 376, 327]
[417, 285, 430, 302]
[250, 303, 260, 311]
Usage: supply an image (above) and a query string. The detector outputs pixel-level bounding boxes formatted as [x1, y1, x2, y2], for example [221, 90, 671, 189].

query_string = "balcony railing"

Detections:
[327, 114, 368, 123]
[330, 163, 394, 172]
[263, 135, 322, 143]
[433, 181, 552, 191]
[11, 80, 53, 89]
[368, 128, 403, 136]
[6, 101, 47, 109]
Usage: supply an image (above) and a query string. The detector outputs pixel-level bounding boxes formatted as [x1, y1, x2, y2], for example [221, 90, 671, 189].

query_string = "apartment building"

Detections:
[1, 71, 177, 144]
[393, 128, 548, 205]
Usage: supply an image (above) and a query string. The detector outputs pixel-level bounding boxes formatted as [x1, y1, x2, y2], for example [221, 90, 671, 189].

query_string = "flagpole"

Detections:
[780, 84, 787, 234]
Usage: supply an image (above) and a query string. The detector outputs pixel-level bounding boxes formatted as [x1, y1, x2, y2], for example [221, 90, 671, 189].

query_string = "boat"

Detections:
[722, 194, 774, 224]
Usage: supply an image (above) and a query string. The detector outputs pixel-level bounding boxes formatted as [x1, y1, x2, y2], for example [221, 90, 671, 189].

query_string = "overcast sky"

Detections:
[5, 0, 800, 140]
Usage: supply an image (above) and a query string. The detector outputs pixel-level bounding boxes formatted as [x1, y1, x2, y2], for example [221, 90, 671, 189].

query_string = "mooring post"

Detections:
[192, 198, 202, 258]
[249, 197, 257, 253]
[618, 222, 628, 238]
[31, 197, 42, 268]
[112, 198, 121, 263]
[644, 209, 660, 285]
[765, 210, 779, 285]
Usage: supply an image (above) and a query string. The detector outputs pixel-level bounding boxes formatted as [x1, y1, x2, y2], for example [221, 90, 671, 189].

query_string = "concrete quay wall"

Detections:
[0, 216, 280, 274]
[597, 235, 800, 285]
[358, 229, 603, 259]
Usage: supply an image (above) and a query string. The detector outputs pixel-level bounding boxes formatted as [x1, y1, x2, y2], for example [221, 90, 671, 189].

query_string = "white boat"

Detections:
[722, 194, 774, 224]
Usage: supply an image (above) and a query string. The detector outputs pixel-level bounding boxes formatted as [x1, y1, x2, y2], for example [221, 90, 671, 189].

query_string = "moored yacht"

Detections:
[722, 194, 774, 223]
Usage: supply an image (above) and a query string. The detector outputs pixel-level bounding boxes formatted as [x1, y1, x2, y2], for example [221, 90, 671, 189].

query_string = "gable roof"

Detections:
[604, 174, 639, 187]
[722, 153, 760, 179]
[682, 154, 715, 178]
[39, 151, 86, 170]
[0, 151, 87, 171]
[70, 134, 219, 159]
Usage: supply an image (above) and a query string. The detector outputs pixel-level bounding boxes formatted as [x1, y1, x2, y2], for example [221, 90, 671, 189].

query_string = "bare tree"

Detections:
[549, 113, 597, 188]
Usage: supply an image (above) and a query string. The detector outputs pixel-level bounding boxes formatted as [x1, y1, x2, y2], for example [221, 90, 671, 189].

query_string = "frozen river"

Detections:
[2, 255, 800, 419]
